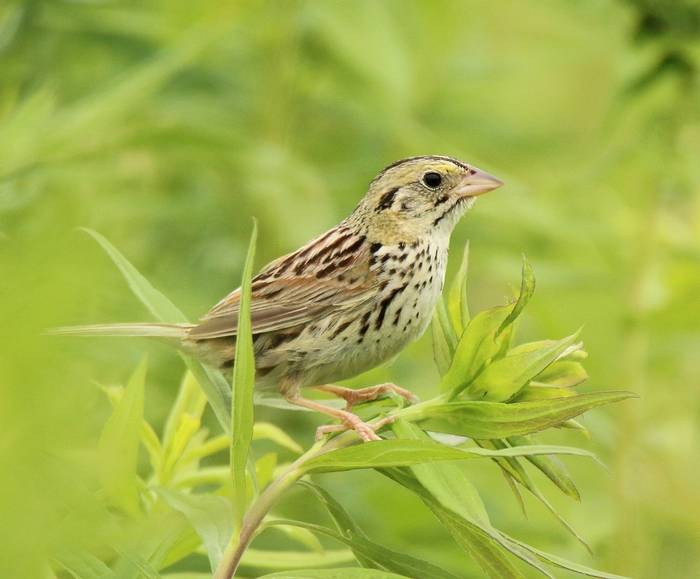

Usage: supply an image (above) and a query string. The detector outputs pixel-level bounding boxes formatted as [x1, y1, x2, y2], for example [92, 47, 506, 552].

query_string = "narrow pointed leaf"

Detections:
[99, 357, 147, 516]
[268, 520, 460, 579]
[82, 227, 231, 430]
[231, 220, 258, 522]
[414, 391, 636, 439]
[302, 439, 598, 474]
[447, 241, 471, 333]
[508, 435, 581, 500]
[497, 256, 535, 337]
[82, 228, 187, 323]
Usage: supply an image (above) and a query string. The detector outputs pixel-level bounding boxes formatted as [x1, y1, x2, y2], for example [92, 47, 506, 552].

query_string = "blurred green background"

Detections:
[2, 0, 699, 577]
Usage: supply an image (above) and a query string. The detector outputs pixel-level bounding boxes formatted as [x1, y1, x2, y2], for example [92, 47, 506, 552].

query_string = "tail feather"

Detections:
[49, 322, 192, 340]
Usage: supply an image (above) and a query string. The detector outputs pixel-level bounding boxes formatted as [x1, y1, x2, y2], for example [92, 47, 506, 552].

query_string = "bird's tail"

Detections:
[49, 322, 193, 341]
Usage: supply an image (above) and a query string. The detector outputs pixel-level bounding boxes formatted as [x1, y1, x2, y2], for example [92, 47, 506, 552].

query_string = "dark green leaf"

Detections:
[268, 520, 459, 579]
[508, 436, 581, 500]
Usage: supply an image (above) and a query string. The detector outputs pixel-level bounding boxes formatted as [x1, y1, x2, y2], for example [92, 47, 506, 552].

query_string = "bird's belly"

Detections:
[254, 242, 448, 389]
[294, 280, 443, 386]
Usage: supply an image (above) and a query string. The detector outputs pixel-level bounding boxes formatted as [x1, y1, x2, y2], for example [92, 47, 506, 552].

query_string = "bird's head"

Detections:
[354, 155, 502, 243]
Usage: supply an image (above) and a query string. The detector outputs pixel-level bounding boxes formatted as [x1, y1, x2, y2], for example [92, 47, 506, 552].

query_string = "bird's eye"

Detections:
[422, 172, 442, 189]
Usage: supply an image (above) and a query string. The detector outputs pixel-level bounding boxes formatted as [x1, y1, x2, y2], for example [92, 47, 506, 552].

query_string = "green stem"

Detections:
[212, 398, 439, 578]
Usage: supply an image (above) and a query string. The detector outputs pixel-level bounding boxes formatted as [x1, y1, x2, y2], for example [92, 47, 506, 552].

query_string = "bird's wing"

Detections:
[188, 226, 374, 340]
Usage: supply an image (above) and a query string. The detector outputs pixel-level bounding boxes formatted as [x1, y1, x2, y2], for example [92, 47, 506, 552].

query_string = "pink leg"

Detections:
[285, 392, 385, 442]
[314, 383, 418, 410]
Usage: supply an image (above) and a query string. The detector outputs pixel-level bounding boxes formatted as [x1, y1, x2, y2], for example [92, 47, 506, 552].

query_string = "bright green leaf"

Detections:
[99, 357, 147, 516]
[253, 422, 303, 454]
[231, 220, 258, 522]
[447, 241, 471, 333]
[413, 391, 636, 439]
[302, 439, 598, 474]
[497, 256, 535, 337]
[157, 488, 234, 572]
[469, 331, 581, 401]
[260, 570, 410, 578]
[392, 420, 490, 524]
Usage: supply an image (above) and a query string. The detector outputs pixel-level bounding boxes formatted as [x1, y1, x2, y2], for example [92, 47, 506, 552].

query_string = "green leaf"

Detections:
[82, 228, 188, 323]
[157, 488, 233, 572]
[469, 331, 580, 401]
[268, 520, 459, 579]
[183, 359, 231, 432]
[260, 570, 410, 578]
[447, 240, 471, 333]
[163, 371, 208, 458]
[99, 357, 147, 516]
[231, 220, 258, 521]
[264, 519, 325, 553]
[391, 420, 490, 524]
[497, 256, 535, 337]
[380, 468, 536, 578]
[414, 391, 636, 439]
[476, 439, 590, 552]
[55, 551, 115, 579]
[302, 439, 598, 474]
[440, 304, 510, 395]
[535, 360, 589, 388]
[298, 481, 375, 568]
[242, 549, 354, 570]
[506, 537, 632, 579]
[82, 227, 232, 430]
[431, 307, 454, 377]
[508, 435, 580, 500]
[253, 422, 303, 454]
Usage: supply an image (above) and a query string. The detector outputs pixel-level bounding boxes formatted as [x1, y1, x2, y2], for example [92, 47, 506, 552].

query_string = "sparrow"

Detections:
[56, 156, 502, 441]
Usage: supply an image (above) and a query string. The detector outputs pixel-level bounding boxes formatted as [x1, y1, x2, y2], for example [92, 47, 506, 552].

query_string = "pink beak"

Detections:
[457, 167, 504, 197]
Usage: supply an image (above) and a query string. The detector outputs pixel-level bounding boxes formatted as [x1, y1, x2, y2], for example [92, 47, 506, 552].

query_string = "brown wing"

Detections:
[188, 226, 374, 340]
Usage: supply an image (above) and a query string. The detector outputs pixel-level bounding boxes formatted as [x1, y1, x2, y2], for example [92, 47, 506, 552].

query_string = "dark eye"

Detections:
[422, 172, 442, 188]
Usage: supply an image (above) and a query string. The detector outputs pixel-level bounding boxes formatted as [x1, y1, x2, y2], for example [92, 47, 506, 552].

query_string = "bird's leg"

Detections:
[314, 383, 418, 410]
[283, 390, 387, 442]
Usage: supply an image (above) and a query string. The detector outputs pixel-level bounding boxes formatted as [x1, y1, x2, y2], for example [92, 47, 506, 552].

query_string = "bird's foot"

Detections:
[315, 412, 396, 442]
[316, 383, 418, 410]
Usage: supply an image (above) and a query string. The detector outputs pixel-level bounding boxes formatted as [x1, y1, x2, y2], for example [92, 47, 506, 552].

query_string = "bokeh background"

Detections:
[2, 0, 699, 577]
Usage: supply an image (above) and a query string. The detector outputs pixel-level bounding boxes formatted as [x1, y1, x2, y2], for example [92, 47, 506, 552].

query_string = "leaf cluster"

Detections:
[54, 234, 634, 579]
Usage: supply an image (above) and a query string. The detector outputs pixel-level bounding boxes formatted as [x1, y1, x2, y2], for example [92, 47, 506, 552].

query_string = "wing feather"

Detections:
[188, 227, 374, 340]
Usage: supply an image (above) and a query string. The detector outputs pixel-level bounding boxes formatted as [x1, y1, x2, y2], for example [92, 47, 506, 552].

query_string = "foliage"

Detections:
[49, 235, 632, 578]
[2, 1, 699, 578]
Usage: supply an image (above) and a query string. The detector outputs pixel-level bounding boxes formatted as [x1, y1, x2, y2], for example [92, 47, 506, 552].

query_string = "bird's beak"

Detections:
[457, 167, 504, 197]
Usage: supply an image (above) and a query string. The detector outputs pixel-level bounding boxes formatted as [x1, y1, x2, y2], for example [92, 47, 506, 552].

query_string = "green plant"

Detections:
[54, 230, 634, 579]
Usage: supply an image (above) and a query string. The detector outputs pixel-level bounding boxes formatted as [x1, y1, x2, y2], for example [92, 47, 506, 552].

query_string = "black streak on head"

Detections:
[376, 187, 399, 212]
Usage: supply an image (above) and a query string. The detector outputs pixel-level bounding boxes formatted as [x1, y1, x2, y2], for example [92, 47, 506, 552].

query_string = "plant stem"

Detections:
[212, 398, 438, 578]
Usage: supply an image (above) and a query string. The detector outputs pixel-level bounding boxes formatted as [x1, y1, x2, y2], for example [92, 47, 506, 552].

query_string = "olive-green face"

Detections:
[360, 156, 502, 239]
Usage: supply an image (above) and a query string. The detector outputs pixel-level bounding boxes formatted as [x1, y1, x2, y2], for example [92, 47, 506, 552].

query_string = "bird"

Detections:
[55, 156, 502, 441]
